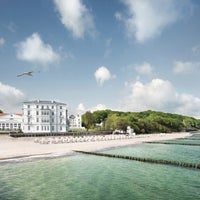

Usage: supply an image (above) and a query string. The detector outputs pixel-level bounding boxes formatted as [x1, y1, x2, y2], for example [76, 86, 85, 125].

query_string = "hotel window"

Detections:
[52, 126, 54, 131]
[52, 111, 54, 115]
[60, 106, 62, 109]
[52, 106, 54, 109]
[60, 112, 62, 116]
[37, 126, 39, 131]
[37, 118, 39, 122]
[36, 111, 39, 115]
[60, 126, 62, 131]
[28, 126, 30, 131]
[28, 111, 30, 115]
[28, 105, 30, 108]
[42, 105, 44, 109]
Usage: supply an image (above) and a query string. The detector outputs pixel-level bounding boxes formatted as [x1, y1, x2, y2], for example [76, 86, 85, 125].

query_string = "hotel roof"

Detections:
[23, 100, 66, 105]
[0, 113, 23, 117]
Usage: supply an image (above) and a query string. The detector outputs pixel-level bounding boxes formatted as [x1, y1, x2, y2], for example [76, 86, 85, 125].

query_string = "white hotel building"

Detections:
[0, 113, 22, 131]
[68, 114, 83, 130]
[22, 100, 68, 133]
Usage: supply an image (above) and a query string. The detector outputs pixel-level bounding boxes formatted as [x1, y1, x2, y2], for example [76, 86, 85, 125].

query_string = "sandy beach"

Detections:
[0, 132, 191, 162]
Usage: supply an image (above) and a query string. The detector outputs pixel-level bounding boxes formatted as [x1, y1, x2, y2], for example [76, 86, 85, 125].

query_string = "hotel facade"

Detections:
[68, 114, 83, 130]
[0, 113, 22, 131]
[22, 100, 68, 133]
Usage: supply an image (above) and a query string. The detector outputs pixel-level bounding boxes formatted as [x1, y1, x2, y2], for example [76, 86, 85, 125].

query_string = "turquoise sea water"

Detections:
[0, 134, 199, 200]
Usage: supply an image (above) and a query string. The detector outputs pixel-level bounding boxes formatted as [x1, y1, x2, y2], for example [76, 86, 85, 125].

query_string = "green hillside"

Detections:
[82, 110, 200, 134]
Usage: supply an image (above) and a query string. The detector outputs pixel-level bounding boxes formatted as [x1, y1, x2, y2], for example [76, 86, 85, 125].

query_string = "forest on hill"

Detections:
[82, 110, 200, 134]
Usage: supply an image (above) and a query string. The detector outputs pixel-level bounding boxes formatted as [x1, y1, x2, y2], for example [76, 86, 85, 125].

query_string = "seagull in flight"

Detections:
[17, 71, 34, 77]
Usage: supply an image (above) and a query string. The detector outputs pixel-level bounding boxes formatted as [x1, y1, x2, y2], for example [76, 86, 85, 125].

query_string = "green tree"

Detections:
[82, 111, 94, 130]
[105, 114, 118, 130]
[115, 117, 130, 132]
[92, 110, 110, 124]
[105, 114, 130, 132]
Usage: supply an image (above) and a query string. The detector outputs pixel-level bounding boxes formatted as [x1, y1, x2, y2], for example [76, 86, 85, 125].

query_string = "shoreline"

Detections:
[0, 132, 192, 163]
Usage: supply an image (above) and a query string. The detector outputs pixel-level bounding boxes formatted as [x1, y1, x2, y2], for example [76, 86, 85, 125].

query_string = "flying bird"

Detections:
[17, 71, 34, 77]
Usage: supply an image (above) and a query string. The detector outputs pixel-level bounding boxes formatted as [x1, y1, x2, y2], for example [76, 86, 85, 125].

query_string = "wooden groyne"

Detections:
[74, 150, 200, 170]
[146, 142, 200, 146]
[180, 138, 200, 140]
[179, 136, 200, 140]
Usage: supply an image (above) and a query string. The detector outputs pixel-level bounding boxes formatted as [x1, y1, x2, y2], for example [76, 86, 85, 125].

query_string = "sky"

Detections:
[1, 0, 200, 118]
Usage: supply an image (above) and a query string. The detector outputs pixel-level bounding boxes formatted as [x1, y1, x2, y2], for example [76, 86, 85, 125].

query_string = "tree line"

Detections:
[82, 110, 200, 134]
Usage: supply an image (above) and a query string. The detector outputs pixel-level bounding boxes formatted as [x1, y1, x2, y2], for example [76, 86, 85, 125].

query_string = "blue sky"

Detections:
[1, 0, 200, 117]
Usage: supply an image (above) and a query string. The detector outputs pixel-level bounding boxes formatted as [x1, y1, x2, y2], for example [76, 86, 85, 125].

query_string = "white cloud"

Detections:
[90, 104, 107, 112]
[0, 37, 5, 47]
[135, 62, 153, 75]
[0, 82, 26, 113]
[176, 93, 200, 118]
[121, 78, 200, 118]
[115, 12, 123, 21]
[94, 66, 115, 86]
[16, 33, 60, 66]
[173, 61, 200, 74]
[76, 103, 107, 113]
[117, 0, 192, 42]
[77, 103, 86, 113]
[54, 0, 95, 39]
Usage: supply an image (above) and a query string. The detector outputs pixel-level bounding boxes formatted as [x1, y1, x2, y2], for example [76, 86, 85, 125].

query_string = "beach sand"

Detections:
[0, 132, 191, 162]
